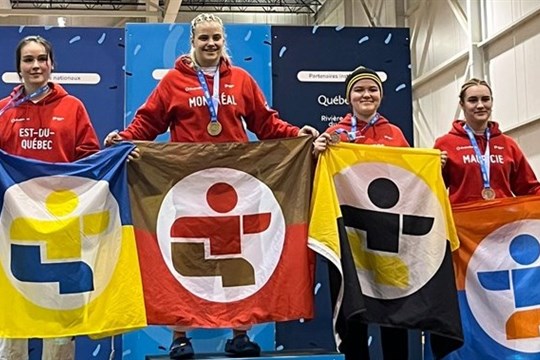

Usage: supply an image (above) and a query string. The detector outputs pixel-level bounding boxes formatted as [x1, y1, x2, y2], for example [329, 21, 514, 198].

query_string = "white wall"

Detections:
[408, 0, 540, 174]
[315, 0, 397, 26]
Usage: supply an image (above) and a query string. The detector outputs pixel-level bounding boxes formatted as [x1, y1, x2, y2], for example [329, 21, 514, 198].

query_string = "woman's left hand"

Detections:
[298, 125, 320, 137]
[128, 147, 141, 162]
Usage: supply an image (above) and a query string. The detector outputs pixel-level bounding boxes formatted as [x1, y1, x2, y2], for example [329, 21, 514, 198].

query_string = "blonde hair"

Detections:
[189, 13, 231, 67]
[459, 78, 493, 102]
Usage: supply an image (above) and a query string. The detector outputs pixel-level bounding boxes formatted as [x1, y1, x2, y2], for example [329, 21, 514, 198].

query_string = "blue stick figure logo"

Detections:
[477, 234, 540, 340]
[466, 219, 540, 353]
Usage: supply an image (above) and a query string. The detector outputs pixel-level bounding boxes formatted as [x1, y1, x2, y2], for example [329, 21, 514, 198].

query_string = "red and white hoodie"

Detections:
[120, 55, 300, 143]
[0, 82, 100, 162]
[434, 120, 540, 204]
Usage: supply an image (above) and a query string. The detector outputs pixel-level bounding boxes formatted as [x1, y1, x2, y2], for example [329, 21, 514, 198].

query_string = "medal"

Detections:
[196, 68, 222, 137]
[207, 121, 222, 136]
[330, 132, 341, 144]
[481, 187, 495, 200]
[464, 125, 494, 201]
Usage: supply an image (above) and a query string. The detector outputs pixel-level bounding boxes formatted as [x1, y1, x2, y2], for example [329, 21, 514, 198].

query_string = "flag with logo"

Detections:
[446, 195, 540, 360]
[309, 143, 463, 359]
[0, 143, 146, 338]
[128, 137, 314, 327]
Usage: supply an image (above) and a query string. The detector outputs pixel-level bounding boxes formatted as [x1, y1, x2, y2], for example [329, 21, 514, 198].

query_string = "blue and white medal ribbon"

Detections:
[331, 113, 380, 143]
[0, 84, 50, 117]
[463, 124, 494, 200]
[196, 68, 221, 136]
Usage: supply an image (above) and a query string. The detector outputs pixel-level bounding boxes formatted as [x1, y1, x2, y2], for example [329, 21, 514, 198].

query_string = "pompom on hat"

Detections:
[345, 66, 383, 101]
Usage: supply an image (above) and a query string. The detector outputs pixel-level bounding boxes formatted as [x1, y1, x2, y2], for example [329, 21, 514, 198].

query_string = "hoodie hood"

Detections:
[174, 55, 233, 78]
[340, 112, 391, 127]
[9, 82, 68, 106]
[449, 119, 502, 138]
[174, 55, 232, 78]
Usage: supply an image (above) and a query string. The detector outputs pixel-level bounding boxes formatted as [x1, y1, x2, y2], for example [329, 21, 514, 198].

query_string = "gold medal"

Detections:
[481, 187, 495, 200]
[330, 132, 341, 144]
[207, 121, 222, 136]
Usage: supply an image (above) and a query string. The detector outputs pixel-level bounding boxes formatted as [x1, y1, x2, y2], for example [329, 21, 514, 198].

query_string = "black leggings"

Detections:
[341, 323, 409, 360]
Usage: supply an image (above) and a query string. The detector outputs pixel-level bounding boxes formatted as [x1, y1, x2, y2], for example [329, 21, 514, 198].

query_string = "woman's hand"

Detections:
[128, 147, 141, 161]
[103, 130, 124, 147]
[312, 133, 332, 157]
[298, 125, 320, 137]
[103, 130, 140, 161]
[440, 150, 448, 168]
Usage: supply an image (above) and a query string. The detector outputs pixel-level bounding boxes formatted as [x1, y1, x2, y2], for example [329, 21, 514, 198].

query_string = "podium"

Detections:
[145, 350, 344, 359]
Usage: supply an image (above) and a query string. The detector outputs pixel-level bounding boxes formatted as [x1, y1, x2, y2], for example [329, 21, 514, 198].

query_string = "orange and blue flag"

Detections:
[0, 142, 146, 338]
[447, 195, 540, 359]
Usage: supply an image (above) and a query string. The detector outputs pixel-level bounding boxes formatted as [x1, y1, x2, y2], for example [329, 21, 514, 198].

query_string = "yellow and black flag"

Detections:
[309, 142, 463, 359]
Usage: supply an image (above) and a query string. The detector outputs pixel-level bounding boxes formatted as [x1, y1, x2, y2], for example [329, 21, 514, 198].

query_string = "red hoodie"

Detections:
[120, 55, 299, 143]
[325, 113, 410, 147]
[0, 82, 100, 163]
[434, 120, 540, 204]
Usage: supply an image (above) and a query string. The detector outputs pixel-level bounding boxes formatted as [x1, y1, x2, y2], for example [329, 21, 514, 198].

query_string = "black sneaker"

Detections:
[224, 334, 261, 358]
[169, 336, 194, 360]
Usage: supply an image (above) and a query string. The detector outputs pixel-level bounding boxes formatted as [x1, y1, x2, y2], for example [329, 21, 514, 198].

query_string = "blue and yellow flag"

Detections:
[309, 143, 463, 359]
[0, 143, 146, 338]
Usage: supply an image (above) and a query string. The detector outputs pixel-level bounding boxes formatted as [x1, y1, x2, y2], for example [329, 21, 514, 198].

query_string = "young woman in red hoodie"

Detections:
[0, 35, 100, 360]
[313, 66, 409, 154]
[313, 66, 411, 360]
[434, 78, 540, 204]
[104, 13, 318, 360]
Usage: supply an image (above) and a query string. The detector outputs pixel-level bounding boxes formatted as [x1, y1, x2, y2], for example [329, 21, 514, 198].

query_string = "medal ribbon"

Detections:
[334, 113, 380, 142]
[0, 84, 50, 117]
[463, 124, 491, 191]
[196, 68, 220, 125]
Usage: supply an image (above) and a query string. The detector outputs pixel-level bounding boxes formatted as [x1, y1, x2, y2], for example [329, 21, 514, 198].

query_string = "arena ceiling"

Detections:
[7, 0, 323, 14]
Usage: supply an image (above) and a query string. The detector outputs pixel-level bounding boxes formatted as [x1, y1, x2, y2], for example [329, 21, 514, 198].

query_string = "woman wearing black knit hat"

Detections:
[313, 65, 411, 360]
[313, 65, 409, 154]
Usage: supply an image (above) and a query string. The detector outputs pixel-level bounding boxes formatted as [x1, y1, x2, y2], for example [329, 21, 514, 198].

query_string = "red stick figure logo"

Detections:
[157, 168, 286, 302]
[170, 182, 271, 286]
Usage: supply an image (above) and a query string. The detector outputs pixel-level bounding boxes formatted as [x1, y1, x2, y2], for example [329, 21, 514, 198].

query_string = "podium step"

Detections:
[145, 350, 344, 359]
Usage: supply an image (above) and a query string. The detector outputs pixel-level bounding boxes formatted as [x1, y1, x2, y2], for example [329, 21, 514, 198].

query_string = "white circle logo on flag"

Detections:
[466, 219, 540, 353]
[334, 163, 446, 299]
[157, 167, 286, 303]
[0, 176, 122, 310]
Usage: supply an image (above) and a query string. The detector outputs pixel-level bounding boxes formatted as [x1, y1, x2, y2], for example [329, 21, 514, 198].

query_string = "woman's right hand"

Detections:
[103, 130, 123, 147]
[312, 133, 332, 157]
[103, 130, 140, 161]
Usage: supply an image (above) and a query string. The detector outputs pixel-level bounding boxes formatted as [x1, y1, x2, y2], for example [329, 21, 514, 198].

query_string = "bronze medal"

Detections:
[481, 187, 495, 200]
[207, 121, 222, 136]
[330, 132, 341, 144]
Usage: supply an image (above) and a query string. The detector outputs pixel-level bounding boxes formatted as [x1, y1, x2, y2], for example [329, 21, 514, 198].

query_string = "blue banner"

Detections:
[271, 25, 413, 144]
[0, 26, 125, 144]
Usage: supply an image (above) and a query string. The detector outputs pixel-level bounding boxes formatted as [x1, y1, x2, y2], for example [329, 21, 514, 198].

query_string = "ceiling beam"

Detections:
[0, 8, 157, 17]
[163, 0, 182, 23]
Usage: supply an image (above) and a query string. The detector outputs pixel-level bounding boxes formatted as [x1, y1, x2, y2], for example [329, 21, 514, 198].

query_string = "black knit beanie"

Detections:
[345, 66, 383, 101]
